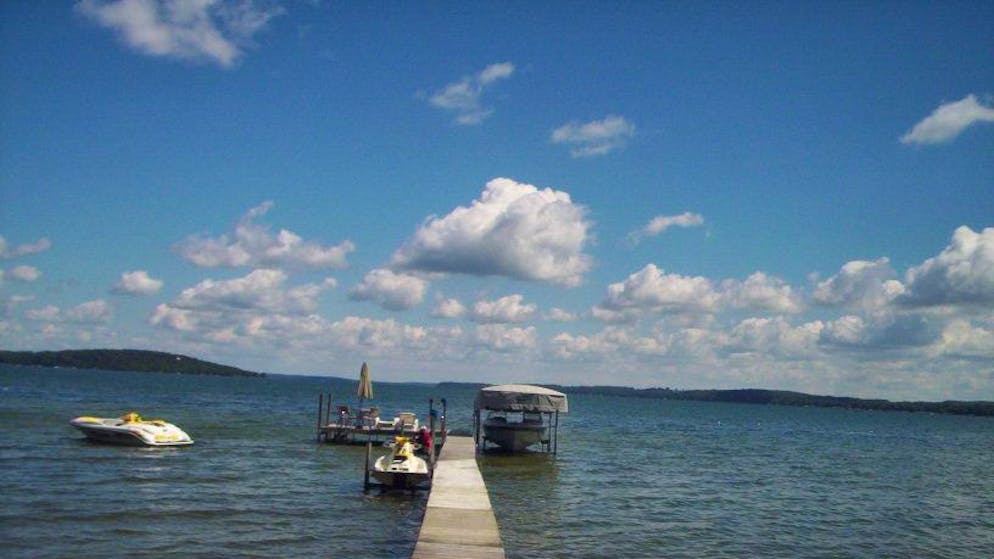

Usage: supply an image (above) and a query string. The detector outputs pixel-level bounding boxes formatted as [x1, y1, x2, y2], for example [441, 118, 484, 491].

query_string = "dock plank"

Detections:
[412, 437, 505, 559]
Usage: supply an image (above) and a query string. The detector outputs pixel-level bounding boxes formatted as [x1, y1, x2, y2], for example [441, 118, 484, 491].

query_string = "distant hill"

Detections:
[550, 385, 994, 417]
[0, 349, 264, 377]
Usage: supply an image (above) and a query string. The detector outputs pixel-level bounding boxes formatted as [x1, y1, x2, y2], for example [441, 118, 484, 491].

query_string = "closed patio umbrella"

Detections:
[357, 362, 373, 402]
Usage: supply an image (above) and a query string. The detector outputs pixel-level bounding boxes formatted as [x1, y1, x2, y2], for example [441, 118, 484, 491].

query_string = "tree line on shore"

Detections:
[552, 385, 994, 417]
[0, 349, 264, 377]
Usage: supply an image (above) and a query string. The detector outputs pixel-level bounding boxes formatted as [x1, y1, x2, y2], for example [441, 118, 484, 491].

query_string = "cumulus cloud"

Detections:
[545, 308, 578, 322]
[551, 115, 635, 157]
[7, 265, 41, 282]
[113, 270, 163, 295]
[349, 268, 428, 311]
[175, 201, 355, 269]
[722, 272, 803, 314]
[77, 0, 283, 68]
[900, 94, 994, 145]
[170, 268, 332, 314]
[726, 316, 823, 358]
[391, 178, 592, 286]
[929, 319, 994, 359]
[431, 296, 466, 319]
[596, 264, 720, 319]
[820, 313, 937, 350]
[552, 327, 651, 358]
[0, 236, 51, 259]
[630, 212, 704, 243]
[899, 226, 994, 307]
[428, 62, 514, 125]
[813, 258, 904, 311]
[150, 271, 336, 348]
[26, 305, 62, 322]
[67, 300, 114, 323]
[474, 324, 536, 352]
[470, 294, 536, 324]
[25, 300, 113, 324]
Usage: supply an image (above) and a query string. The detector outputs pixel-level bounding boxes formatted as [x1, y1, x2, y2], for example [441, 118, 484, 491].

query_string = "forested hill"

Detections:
[0, 349, 264, 377]
[553, 385, 994, 417]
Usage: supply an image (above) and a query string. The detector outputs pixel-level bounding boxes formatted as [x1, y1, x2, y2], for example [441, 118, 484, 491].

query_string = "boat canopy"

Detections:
[474, 384, 569, 414]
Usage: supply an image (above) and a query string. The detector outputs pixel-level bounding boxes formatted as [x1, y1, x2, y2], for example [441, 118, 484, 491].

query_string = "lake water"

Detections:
[1, 365, 992, 558]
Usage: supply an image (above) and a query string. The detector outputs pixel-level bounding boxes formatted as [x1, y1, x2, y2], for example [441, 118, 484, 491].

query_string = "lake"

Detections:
[1, 365, 991, 558]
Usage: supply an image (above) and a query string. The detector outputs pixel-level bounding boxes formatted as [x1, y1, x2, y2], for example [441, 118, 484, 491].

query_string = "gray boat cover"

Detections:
[475, 384, 569, 413]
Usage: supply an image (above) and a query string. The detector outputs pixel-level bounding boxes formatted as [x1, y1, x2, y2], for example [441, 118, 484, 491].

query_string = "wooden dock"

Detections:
[412, 436, 505, 559]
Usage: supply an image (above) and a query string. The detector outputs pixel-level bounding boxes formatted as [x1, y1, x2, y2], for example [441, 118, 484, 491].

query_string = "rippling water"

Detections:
[2, 366, 992, 558]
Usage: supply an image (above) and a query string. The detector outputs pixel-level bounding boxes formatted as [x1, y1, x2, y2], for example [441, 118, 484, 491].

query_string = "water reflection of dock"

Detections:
[412, 436, 505, 559]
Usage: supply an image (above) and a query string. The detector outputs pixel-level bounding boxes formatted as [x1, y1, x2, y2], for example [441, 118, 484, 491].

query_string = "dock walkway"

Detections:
[412, 436, 505, 559]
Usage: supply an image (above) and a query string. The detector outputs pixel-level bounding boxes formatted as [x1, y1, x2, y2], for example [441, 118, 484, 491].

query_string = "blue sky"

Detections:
[2, 1, 992, 400]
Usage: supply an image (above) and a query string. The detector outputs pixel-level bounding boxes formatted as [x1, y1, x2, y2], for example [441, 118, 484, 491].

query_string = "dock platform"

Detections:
[412, 436, 505, 559]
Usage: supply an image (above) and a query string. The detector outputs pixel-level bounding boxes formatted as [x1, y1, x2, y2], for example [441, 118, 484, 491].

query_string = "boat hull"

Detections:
[371, 455, 430, 489]
[483, 422, 548, 451]
[70, 417, 194, 447]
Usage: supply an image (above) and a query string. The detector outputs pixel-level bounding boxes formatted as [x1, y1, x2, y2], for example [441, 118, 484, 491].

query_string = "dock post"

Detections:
[325, 393, 332, 431]
[317, 393, 324, 442]
[553, 410, 559, 455]
[363, 440, 372, 491]
[440, 398, 447, 442]
[473, 409, 480, 452]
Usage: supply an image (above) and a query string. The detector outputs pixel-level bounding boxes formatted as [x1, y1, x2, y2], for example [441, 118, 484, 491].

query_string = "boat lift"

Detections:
[473, 384, 568, 454]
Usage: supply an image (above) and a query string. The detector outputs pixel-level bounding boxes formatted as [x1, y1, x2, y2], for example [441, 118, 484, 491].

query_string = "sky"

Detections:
[1, 1, 992, 400]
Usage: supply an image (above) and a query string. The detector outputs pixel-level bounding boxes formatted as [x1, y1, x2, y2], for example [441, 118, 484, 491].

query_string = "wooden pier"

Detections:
[412, 436, 505, 559]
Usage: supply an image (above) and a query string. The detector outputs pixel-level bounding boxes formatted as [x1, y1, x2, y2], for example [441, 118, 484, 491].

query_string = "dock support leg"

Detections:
[363, 440, 372, 491]
[317, 393, 324, 442]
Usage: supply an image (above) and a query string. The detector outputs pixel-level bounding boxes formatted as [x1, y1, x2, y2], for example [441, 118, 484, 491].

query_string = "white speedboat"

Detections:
[371, 436, 429, 489]
[482, 411, 549, 452]
[70, 412, 194, 447]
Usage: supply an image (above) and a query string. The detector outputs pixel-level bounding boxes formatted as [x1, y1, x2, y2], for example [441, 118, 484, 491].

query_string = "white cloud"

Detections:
[0, 236, 51, 259]
[317, 316, 464, 357]
[551, 327, 644, 358]
[470, 294, 536, 324]
[722, 272, 803, 314]
[474, 324, 536, 352]
[726, 316, 823, 359]
[820, 312, 937, 350]
[551, 115, 635, 157]
[150, 303, 199, 331]
[391, 178, 592, 286]
[813, 257, 903, 310]
[349, 268, 428, 311]
[7, 265, 41, 282]
[170, 268, 331, 314]
[545, 308, 578, 322]
[929, 319, 994, 359]
[176, 201, 355, 269]
[25, 300, 112, 324]
[113, 270, 163, 295]
[77, 0, 283, 68]
[596, 264, 720, 318]
[900, 226, 994, 307]
[66, 299, 113, 323]
[900, 94, 994, 145]
[26, 305, 62, 322]
[631, 212, 704, 243]
[428, 62, 514, 125]
[431, 296, 466, 319]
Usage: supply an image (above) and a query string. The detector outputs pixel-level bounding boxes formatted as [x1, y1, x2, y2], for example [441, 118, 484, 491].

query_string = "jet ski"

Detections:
[370, 436, 429, 489]
[70, 412, 194, 447]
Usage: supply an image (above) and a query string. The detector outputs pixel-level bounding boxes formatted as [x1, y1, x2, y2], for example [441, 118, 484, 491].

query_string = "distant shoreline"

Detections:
[436, 382, 994, 418]
[3, 350, 990, 416]
[0, 349, 264, 377]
